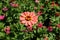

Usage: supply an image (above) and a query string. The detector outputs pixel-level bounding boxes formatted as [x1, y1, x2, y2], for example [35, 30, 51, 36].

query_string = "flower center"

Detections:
[25, 16, 31, 21]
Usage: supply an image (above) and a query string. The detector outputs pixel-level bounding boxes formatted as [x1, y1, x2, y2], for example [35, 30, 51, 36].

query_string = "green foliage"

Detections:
[0, 0, 60, 40]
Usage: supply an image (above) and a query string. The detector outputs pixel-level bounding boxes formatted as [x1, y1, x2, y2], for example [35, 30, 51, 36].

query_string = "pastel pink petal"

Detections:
[32, 16, 38, 21]
[33, 21, 36, 23]
[21, 13, 26, 17]
[33, 20, 37, 24]
[28, 21, 32, 26]
[26, 12, 30, 16]
[33, 16, 38, 20]
[30, 12, 35, 17]
[25, 21, 28, 26]
[20, 16, 25, 20]
[21, 20, 26, 24]
[24, 12, 28, 16]
[30, 21, 35, 25]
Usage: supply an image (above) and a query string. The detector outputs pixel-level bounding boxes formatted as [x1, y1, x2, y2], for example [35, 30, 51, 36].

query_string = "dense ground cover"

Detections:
[0, 0, 60, 40]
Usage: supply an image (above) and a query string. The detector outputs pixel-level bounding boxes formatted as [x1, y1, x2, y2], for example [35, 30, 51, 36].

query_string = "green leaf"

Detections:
[37, 37, 40, 40]
[0, 32, 5, 39]
[0, 22, 4, 29]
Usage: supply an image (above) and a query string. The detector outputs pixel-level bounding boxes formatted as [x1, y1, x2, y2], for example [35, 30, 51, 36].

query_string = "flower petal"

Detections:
[28, 21, 32, 26]
[21, 20, 26, 24]
[26, 12, 30, 16]
[20, 16, 25, 20]
[25, 21, 28, 26]
[30, 12, 35, 17]
[20, 13, 26, 17]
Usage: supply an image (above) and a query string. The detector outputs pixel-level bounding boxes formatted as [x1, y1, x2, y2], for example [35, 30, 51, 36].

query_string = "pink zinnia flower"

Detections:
[35, 0, 39, 3]
[57, 24, 60, 28]
[2, 7, 8, 11]
[0, 15, 5, 20]
[37, 23, 43, 28]
[48, 26, 53, 32]
[10, 3, 19, 8]
[4, 26, 10, 34]
[37, 11, 42, 16]
[20, 12, 38, 27]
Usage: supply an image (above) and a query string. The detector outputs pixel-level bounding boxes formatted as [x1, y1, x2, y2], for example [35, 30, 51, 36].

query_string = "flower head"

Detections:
[10, 3, 19, 7]
[4, 26, 10, 34]
[20, 12, 38, 27]
[48, 26, 53, 32]
[37, 22, 43, 28]
[37, 11, 42, 16]
[2, 7, 8, 11]
[0, 15, 5, 20]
